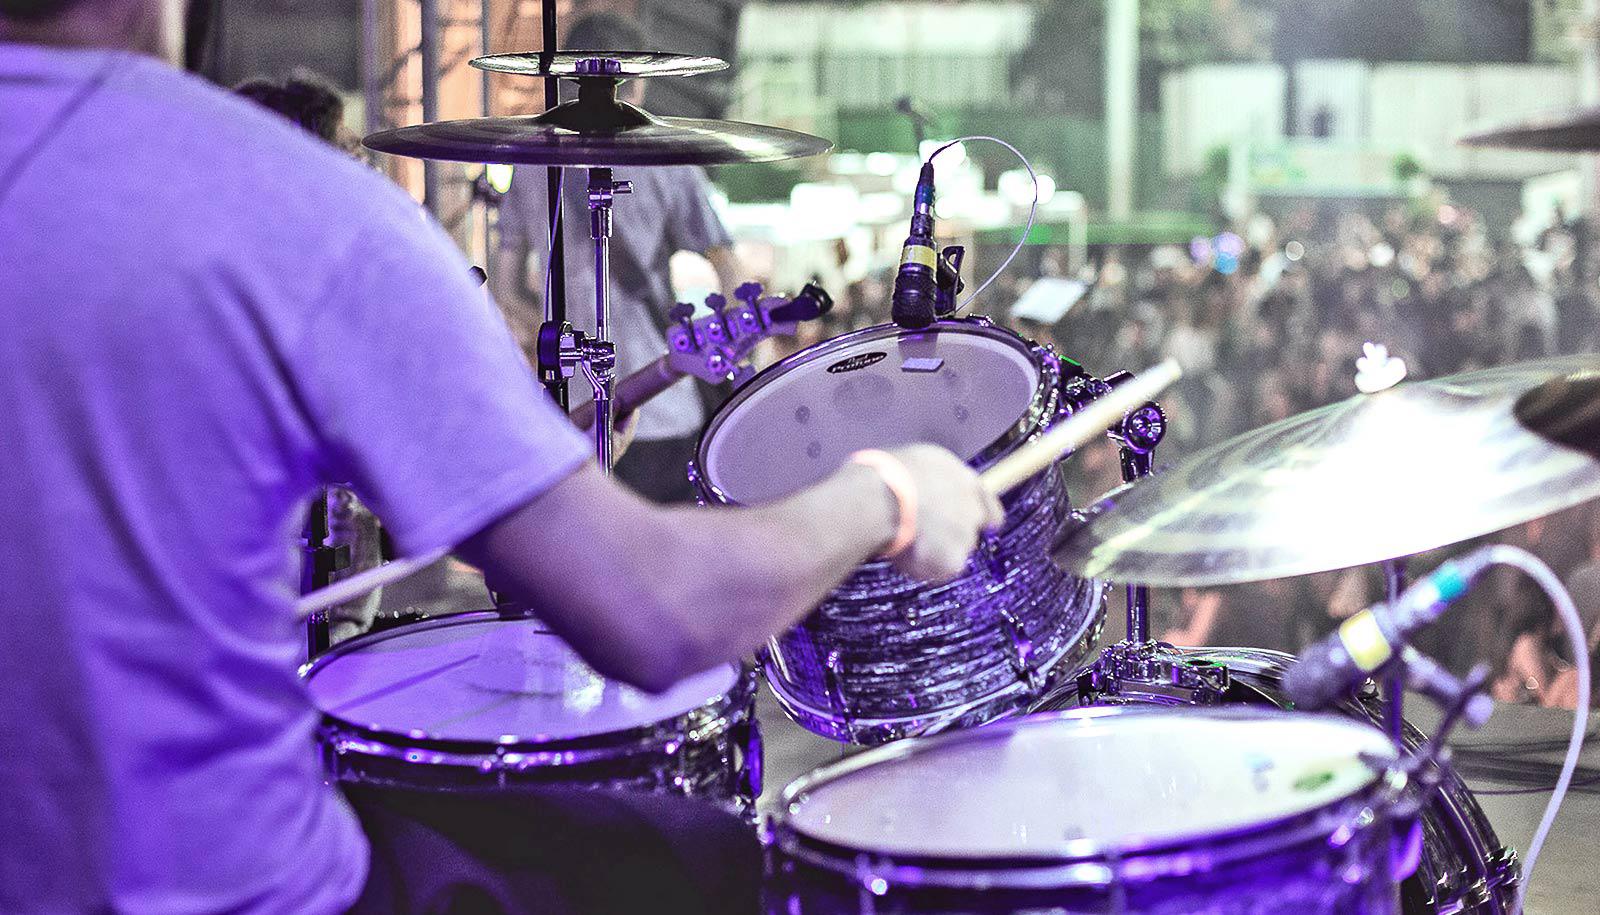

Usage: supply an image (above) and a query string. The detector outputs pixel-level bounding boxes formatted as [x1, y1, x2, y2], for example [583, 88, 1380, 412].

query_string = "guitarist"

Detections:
[493, 12, 745, 504]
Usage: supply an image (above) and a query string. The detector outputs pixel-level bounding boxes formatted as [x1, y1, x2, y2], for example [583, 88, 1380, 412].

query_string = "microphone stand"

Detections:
[1382, 557, 1409, 744]
[540, 2, 569, 411]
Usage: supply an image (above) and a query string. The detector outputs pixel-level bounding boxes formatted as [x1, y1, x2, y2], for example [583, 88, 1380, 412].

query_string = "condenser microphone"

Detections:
[1283, 548, 1496, 710]
[891, 163, 940, 329]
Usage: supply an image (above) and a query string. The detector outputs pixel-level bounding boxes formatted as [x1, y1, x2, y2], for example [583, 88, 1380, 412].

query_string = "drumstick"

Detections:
[980, 359, 1182, 497]
[294, 547, 449, 621]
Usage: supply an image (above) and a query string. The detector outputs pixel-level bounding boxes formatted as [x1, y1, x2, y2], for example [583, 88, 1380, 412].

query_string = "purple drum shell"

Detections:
[691, 319, 1108, 744]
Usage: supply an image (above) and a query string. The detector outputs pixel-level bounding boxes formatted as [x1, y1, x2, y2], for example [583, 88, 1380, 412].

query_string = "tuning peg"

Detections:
[703, 293, 730, 343]
[735, 281, 764, 307]
[667, 302, 697, 352]
[766, 282, 835, 323]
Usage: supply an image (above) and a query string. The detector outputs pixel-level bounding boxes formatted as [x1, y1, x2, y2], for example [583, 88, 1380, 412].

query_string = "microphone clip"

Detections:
[932, 244, 966, 318]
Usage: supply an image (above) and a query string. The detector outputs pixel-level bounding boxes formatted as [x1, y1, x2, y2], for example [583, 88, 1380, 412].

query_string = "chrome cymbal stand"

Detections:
[535, 166, 631, 470]
[584, 167, 630, 470]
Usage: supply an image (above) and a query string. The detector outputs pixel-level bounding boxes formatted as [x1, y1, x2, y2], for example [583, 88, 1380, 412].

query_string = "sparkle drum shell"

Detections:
[690, 318, 1107, 745]
[765, 707, 1402, 914]
[302, 611, 760, 813]
[1033, 645, 1518, 914]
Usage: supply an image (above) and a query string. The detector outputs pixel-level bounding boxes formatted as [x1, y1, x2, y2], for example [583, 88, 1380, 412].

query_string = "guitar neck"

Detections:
[569, 356, 682, 430]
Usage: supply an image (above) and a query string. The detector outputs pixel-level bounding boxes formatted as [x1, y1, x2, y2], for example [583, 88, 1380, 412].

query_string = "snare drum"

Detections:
[1033, 644, 1518, 914]
[690, 318, 1107, 744]
[766, 707, 1403, 914]
[301, 610, 760, 814]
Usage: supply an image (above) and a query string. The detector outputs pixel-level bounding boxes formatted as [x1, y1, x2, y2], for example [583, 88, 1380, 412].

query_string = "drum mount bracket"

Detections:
[536, 321, 616, 396]
[1075, 640, 1232, 705]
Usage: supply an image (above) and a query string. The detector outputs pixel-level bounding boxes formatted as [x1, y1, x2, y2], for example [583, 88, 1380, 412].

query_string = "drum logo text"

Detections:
[826, 352, 888, 374]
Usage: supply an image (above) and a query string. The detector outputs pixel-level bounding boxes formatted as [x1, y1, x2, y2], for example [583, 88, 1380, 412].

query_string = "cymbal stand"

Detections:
[1104, 374, 1167, 644]
[584, 167, 630, 469]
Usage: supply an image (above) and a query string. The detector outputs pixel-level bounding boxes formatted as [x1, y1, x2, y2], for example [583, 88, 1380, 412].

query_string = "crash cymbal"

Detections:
[363, 78, 831, 167]
[470, 50, 727, 79]
[1459, 107, 1600, 152]
[1515, 368, 1600, 459]
[1055, 354, 1600, 587]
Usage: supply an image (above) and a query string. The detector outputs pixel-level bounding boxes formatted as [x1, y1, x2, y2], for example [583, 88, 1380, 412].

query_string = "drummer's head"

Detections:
[0, 0, 184, 63]
[563, 12, 648, 107]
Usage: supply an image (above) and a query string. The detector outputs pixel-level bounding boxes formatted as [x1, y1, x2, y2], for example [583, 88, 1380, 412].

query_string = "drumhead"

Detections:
[305, 614, 740, 743]
[783, 708, 1394, 858]
[699, 321, 1043, 504]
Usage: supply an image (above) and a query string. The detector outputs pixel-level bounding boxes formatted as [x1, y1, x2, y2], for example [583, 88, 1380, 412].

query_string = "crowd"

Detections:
[773, 193, 1600, 709]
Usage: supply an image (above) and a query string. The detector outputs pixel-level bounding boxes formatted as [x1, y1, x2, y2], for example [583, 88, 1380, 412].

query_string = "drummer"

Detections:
[0, 3, 1003, 914]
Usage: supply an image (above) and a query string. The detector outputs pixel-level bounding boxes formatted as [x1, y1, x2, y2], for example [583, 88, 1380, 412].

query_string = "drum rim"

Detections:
[300, 608, 754, 763]
[690, 316, 1063, 506]
[769, 706, 1398, 888]
[1040, 643, 1522, 906]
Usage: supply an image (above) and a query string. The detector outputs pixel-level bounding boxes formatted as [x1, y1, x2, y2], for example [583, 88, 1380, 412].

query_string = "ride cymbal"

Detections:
[1055, 355, 1600, 587]
[1515, 369, 1600, 459]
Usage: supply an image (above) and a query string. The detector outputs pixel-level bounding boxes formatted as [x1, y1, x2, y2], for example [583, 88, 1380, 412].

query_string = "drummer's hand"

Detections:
[882, 445, 1006, 582]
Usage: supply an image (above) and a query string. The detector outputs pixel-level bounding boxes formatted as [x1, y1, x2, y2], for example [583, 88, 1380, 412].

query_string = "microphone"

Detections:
[892, 162, 940, 329]
[1283, 549, 1496, 710]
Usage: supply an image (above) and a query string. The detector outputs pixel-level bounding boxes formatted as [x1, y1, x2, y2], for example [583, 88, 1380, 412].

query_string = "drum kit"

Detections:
[294, 44, 1600, 915]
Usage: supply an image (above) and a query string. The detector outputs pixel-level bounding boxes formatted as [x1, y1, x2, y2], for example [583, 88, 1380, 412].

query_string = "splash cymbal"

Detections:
[470, 51, 728, 79]
[1055, 355, 1600, 587]
[1459, 107, 1600, 152]
[364, 78, 831, 168]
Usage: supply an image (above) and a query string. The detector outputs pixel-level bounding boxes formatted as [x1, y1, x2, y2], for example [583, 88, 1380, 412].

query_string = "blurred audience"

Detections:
[773, 193, 1600, 708]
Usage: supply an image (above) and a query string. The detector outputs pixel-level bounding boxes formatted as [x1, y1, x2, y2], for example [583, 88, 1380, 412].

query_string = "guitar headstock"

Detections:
[664, 281, 832, 384]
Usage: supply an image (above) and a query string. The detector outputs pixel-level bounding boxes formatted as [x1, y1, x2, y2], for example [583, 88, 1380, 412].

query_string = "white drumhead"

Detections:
[785, 710, 1394, 857]
[305, 616, 740, 742]
[703, 324, 1041, 504]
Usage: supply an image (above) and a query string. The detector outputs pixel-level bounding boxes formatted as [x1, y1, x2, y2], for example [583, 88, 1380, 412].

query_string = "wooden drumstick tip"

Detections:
[980, 359, 1182, 497]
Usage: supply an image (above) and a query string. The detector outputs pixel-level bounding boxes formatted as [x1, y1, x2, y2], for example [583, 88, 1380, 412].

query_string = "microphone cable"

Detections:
[1472, 546, 1590, 915]
[920, 135, 1040, 315]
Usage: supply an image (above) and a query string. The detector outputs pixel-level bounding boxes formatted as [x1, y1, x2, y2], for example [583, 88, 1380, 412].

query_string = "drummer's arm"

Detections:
[459, 450, 998, 693]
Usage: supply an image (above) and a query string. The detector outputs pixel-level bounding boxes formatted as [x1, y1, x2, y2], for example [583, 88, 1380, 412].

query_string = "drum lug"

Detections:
[978, 532, 1007, 581]
[730, 715, 764, 815]
[998, 608, 1042, 693]
[822, 650, 859, 740]
[853, 854, 888, 912]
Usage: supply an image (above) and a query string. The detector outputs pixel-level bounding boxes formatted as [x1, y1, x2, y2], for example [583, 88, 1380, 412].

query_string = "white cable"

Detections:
[1480, 545, 1590, 915]
[924, 135, 1039, 312]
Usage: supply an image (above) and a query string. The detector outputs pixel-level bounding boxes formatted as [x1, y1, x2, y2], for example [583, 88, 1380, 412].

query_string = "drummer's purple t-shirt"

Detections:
[0, 45, 590, 912]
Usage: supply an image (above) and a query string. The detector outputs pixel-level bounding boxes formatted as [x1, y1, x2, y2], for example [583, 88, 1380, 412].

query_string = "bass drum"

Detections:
[1031, 644, 1519, 915]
